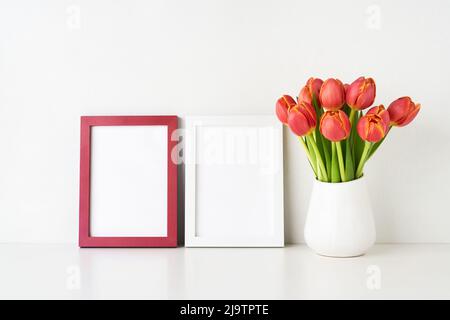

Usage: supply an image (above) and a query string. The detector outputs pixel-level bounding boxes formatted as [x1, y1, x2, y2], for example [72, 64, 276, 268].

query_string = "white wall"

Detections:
[1, 0, 449, 244]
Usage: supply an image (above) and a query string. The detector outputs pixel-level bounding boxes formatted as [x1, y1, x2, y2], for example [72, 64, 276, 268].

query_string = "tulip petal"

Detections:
[346, 77, 376, 110]
[298, 86, 312, 105]
[288, 109, 313, 136]
[388, 96, 420, 127]
[397, 103, 421, 127]
[320, 110, 350, 142]
[275, 95, 296, 124]
[319, 78, 345, 111]
[357, 106, 388, 143]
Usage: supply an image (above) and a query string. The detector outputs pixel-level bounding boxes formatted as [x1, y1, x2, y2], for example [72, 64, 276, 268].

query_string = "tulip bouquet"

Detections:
[276, 77, 420, 182]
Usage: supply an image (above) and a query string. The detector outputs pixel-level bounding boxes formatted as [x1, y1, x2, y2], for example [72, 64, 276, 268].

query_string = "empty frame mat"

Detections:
[185, 116, 284, 247]
[79, 116, 178, 247]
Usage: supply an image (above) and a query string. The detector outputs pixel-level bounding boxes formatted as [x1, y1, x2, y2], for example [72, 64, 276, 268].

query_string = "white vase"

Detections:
[304, 176, 376, 258]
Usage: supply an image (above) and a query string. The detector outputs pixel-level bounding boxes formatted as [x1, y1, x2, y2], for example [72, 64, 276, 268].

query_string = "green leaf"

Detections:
[351, 110, 360, 165]
[312, 97, 325, 159]
[314, 125, 325, 161]
[343, 103, 351, 117]
[314, 134, 325, 178]
[356, 141, 372, 178]
[345, 138, 355, 181]
[312, 96, 330, 180]
[341, 133, 346, 157]
[322, 136, 331, 177]
[307, 136, 318, 179]
[316, 103, 331, 176]
[367, 139, 383, 159]
[367, 131, 390, 160]
[298, 137, 317, 177]
[354, 111, 365, 170]
[345, 109, 357, 181]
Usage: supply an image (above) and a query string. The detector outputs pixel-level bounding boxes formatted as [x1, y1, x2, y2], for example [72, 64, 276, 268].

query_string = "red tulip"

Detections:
[319, 78, 346, 111]
[345, 77, 376, 110]
[287, 102, 317, 136]
[387, 96, 421, 127]
[298, 77, 324, 106]
[320, 110, 351, 142]
[366, 105, 390, 132]
[357, 105, 390, 142]
[298, 86, 311, 105]
[308, 77, 323, 98]
[275, 95, 296, 124]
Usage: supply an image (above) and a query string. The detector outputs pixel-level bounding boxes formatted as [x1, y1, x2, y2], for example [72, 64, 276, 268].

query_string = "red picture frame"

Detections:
[79, 116, 178, 247]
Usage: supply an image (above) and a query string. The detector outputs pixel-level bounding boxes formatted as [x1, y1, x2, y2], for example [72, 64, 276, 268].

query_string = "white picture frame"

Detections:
[184, 116, 284, 247]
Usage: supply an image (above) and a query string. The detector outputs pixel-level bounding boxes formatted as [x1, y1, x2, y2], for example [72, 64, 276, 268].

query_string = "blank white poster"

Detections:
[185, 116, 284, 247]
[195, 126, 275, 238]
[90, 125, 168, 237]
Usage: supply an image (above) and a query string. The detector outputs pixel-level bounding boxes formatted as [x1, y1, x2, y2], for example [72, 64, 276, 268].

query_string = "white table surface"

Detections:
[0, 244, 449, 300]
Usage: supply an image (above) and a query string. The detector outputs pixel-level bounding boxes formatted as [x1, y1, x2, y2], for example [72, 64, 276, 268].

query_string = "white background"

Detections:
[0, 0, 449, 244]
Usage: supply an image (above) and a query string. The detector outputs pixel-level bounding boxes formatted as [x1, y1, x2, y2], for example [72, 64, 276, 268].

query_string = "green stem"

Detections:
[367, 125, 392, 160]
[331, 142, 340, 182]
[312, 132, 324, 181]
[298, 136, 317, 176]
[356, 141, 372, 178]
[315, 157, 322, 181]
[316, 130, 331, 178]
[335, 141, 347, 182]
[307, 135, 328, 181]
[345, 108, 357, 181]
[349, 109, 356, 124]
